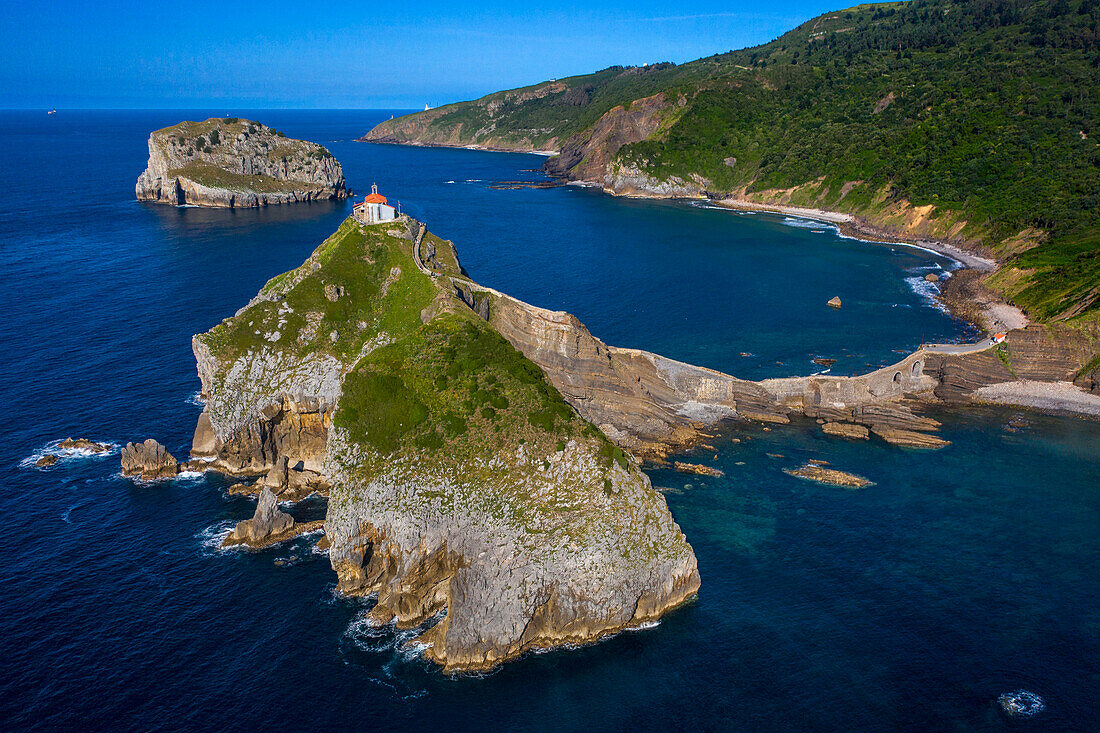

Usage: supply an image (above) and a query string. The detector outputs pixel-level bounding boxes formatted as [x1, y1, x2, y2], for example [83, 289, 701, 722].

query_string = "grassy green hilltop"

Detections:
[366, 0, 1099, 323]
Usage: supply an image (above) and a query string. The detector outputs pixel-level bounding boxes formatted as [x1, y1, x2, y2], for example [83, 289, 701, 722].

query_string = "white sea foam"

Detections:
[61, 498, 93, 524]
[20, 439, 120, 469]
[783, 216, 838, 231]
[196, 520, 238, 556]
[904, 275, 949, 313]
[186, 391, 206, 407]
[344, 607, 445, 660]
[626, 620, 661, 632]
[998, 690, 1045, 718]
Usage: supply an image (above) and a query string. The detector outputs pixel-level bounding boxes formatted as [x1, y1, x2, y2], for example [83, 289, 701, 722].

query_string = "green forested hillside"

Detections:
[367, 0, 1100, 322]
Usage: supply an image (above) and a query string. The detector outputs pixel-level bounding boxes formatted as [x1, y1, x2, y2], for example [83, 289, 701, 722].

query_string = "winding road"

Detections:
[922, 337, 997, 355]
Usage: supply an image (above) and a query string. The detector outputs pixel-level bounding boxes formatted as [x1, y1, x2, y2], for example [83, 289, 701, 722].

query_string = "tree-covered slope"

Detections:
[364, 0, 1100, 322]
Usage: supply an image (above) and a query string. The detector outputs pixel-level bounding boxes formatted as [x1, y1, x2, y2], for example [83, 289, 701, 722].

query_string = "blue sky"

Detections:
[1, 1, 847, 108]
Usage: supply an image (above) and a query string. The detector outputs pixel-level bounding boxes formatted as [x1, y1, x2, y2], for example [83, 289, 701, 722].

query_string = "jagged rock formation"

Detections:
[136, 118, 347, 208]
[223, 487, 303, 548]
[121, 439, 179, 479]
[192, 216, 699, 671]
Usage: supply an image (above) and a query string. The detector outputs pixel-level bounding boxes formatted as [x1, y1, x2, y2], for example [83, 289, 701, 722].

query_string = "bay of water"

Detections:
[1, 110, 1095, 731]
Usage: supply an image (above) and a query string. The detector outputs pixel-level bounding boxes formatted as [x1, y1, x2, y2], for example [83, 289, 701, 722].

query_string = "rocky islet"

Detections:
[136, 118, 348, 208]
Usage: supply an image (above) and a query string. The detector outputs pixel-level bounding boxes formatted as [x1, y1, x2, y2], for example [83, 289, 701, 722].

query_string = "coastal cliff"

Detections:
[361, 0, 1099, 325]
[192, 217, 699, 671]
[136, 118, 347, 207]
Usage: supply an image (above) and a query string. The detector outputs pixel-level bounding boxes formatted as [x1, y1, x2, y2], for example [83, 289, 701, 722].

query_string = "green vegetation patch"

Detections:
[336, 313, 588, 459]
[169, 163, 319, 193]
[201, 218, 436, 363]
[381, 0, 1100, 321]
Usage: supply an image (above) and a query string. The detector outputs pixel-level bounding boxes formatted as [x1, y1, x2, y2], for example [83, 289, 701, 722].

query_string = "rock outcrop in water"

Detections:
[136, 118, 347, 208]
[192, 216, 699, 671]
[121, 439, 179, 479]
[224, 487, 296, 548]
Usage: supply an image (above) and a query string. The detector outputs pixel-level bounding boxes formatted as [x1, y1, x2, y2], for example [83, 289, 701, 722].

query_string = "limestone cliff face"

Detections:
[136, 118, 347, 208]
[192, 216, 699, 672]
[323, 428, 698, 671]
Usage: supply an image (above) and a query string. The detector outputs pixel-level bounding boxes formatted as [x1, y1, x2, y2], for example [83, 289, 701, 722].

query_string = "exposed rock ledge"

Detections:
[136, 118, 347, 208]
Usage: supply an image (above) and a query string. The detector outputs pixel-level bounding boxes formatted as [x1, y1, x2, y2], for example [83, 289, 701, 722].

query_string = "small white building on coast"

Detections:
[354, 184, 397, 225]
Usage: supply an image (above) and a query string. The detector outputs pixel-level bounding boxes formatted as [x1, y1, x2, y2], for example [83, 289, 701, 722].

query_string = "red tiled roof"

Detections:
[364, 193, 387, 204]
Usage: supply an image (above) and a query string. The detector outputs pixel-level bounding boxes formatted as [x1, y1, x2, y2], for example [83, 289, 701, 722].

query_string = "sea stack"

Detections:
[121, 439, 179, 479]
[136, 118, 348, 208]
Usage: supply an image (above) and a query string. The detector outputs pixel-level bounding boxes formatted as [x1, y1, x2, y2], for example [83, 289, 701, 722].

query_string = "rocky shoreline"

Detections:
[110, 204, 1097, 677]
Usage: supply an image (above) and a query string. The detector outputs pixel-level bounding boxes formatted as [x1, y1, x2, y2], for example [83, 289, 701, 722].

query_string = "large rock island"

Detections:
[191, 215, 699, 671]
[136, 118, 348, 208]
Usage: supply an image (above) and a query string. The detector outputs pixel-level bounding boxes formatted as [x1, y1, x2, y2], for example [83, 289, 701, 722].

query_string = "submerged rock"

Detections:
[673, 461, 725, 477]
[120, 439, 179, 479]
[821, 422, 870, 440]
[59, 438, 109, 453]
[35, 455, 58, 467]
[783, 463, 873, 489]
[924, 272, 940, 282]
[871, 427, 950, 449]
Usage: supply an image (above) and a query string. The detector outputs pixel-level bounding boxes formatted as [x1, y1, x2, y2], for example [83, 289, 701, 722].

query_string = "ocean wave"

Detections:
[61, 498, 93, 524]
[344, 607, 445, 659]
[195, 520, 238, 556]
[20, 439, 120, 469]
[186, 391, 206, 407]
[904, 275, 949, 313]
[625, 620, 661, 632]
[781, 216, 840, 234]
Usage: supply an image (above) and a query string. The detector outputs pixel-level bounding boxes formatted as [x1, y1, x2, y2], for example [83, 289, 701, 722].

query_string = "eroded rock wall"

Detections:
[323, 428, 699, 672]
[136, 118, 347, 207]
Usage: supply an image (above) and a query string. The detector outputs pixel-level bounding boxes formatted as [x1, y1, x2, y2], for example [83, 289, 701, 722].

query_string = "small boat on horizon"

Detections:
[47, 109, 57, 115]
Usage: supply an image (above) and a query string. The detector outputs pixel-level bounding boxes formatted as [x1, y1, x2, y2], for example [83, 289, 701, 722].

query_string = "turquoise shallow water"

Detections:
[1, 110, 1095, 730]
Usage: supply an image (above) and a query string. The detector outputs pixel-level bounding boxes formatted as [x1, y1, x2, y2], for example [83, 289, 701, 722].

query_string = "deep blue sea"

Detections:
[1, 110, 1097, 731]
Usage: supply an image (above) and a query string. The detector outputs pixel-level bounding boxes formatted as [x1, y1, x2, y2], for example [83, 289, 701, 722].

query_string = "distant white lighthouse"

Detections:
[424, 103, 432, 111]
